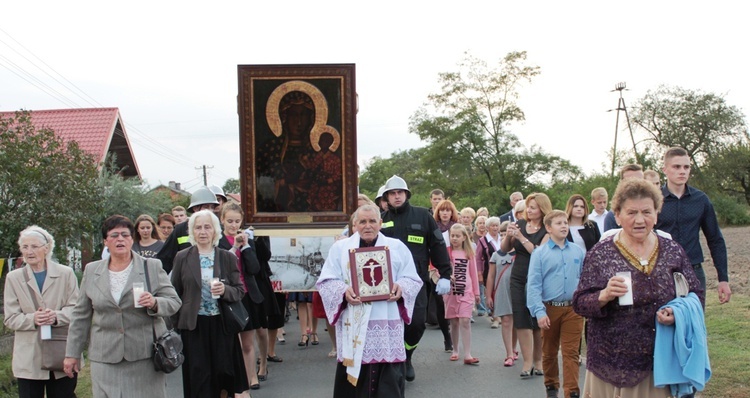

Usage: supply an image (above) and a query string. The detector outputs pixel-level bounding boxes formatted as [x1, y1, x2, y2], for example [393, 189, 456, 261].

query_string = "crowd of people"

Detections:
[2, 146, 726, 398]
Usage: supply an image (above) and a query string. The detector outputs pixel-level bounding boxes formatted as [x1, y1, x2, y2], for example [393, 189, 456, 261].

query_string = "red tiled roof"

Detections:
[227, 193, 241, 203]
[0, 107, 140, 178]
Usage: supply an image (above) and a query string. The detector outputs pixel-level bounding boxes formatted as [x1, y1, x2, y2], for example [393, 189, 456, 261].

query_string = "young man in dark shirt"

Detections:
[655, 147, 731, 304]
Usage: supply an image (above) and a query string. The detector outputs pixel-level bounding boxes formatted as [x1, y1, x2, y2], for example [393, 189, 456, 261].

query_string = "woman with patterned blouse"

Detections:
[573, 179, 703, 398]
[171, 210, 250, 397]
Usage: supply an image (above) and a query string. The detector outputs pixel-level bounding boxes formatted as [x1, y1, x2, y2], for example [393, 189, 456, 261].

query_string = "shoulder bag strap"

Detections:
[141, 259, 159, 341]
[22, 269, 42, 310]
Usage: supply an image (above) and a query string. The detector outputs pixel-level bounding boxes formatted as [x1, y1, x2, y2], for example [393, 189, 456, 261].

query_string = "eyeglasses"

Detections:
[107, 232, 132, 239]
[20, 244, 46, 251]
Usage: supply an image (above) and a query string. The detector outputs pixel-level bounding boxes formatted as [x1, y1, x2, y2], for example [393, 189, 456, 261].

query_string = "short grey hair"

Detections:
[18, 225, 55, 261]
[486, 216, 501, 228]
[514, 200, 526, 214]
[353, 204, 382, 223]
[188, 210, 223, 247]
[510, 191, 524, 201]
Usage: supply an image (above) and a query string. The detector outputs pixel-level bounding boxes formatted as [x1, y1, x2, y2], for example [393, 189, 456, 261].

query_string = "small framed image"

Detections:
[348, 246, 393, 302]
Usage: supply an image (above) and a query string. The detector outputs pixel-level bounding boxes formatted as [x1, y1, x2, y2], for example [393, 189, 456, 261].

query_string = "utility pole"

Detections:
[608, 82, 640, 177]
[195, 165, 213, 186]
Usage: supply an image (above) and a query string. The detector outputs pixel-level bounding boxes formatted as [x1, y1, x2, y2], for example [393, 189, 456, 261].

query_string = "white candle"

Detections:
[133, 282, 145, 308]
[211, 278, 220, 299]
[616, 271, 633, 306]
[40, 324, 52, 340]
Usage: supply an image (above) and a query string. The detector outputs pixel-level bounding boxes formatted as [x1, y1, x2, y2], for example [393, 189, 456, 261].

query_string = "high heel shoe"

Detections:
[310, 333, 319, 345]
[520, 366, 534, 378]
[298, 334, 309, 347]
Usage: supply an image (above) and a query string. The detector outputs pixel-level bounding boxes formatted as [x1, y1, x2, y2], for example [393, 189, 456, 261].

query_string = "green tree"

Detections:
[95, 159, 174, 227]
[86, 159, 174, 259]
[408, 51, 580, 210]
[0, 110, 102, 262]
[359, 149, 426, 194]
[222, 178, 240, 194]
[632, 85, 749, 176]
[705, 142, 750, 206]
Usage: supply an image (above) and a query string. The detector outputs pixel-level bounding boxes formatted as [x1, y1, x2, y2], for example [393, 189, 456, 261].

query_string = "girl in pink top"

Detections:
[444, 224, 481, 365]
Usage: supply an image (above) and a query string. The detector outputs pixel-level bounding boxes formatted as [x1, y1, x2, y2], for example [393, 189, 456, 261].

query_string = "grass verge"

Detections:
[702, 291, 750, 397]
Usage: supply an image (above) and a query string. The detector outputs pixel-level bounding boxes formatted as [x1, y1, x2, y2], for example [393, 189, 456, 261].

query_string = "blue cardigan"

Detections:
[653, 293, 711, 397]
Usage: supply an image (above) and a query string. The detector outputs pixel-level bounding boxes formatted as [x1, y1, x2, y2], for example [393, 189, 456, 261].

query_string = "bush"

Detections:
[712, 194, 750, 225]
[0, 354, 16, 395]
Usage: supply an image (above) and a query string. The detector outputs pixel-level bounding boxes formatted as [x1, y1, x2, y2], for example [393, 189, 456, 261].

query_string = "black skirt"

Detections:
[181, 315, 249, 397]
[242, 293, 268, 330]
[266, 292, 286, 330]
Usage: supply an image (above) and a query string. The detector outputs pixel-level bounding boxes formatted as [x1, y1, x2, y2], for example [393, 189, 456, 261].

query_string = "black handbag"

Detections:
[217, 258, 249, 335]
[144, 260, 184, 373]
[219, 299, 249, 335]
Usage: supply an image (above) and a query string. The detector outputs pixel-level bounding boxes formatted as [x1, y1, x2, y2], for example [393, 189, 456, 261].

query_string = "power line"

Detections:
[0, 28, 231, 183]
[0, 27, 103, 108]
[0, 58, 79, 108]
[117, 125, 195, 168]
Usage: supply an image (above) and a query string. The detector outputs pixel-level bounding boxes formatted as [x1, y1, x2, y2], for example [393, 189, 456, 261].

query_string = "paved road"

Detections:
[201, 315, 587, 398]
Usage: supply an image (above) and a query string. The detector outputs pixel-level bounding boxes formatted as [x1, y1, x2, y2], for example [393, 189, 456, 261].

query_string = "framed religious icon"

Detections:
[348, 246, 394, 302]
[237, 64, 358, 228]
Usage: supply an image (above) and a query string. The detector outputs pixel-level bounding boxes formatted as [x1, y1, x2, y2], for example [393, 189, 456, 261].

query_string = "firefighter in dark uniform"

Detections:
[156, 186, 219, 273]
[380, 175, 452, 382]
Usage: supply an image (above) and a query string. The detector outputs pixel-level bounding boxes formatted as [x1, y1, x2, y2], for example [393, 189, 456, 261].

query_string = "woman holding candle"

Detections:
[4, 226, 80, 397]
[170, 210, 250, 398]
[63, 215, 181, 397]
[573, 179, 703, 398]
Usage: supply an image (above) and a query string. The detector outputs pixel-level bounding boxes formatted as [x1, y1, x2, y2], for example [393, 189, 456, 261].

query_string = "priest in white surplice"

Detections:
[317, 205, 423, 398]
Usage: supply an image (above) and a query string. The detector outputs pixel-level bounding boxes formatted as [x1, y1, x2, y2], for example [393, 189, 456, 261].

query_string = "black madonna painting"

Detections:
[238, 64, 357, 227]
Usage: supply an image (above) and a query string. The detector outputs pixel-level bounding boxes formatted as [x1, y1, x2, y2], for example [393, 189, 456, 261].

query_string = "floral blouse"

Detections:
[197, 251, 220, 316]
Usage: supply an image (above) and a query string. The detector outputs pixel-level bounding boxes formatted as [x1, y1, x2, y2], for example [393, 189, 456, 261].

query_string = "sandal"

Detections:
[267, 355, 283, 363]
[504, 357, 515, 367]
[520, 366, 534, 378]
[328, 349, 337, 358]
[533, 368, 544, 376]
[463, 357, 480, 365]
[298, 334, 309, 347]
[449, 353, 459, 361]
[277, 335, 286, 344]
[310, 332, 319, 345]
[513, 350, 519, 360]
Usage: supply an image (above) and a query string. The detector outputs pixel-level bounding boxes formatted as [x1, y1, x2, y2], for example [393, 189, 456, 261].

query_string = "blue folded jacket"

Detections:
[653, 292, 711, 397]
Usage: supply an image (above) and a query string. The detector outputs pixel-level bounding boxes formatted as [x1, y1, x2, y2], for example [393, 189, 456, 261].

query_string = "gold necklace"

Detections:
[614, 234, 659, 274]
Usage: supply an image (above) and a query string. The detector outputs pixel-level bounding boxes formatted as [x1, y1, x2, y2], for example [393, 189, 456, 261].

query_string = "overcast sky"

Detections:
[2, 1, 748, 193]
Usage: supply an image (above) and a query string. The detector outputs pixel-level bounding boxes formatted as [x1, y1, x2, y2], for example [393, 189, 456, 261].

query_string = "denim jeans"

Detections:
[477, 284, 489, 315]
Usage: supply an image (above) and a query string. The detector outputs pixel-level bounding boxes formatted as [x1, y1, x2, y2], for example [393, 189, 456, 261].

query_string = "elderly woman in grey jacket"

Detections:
[3, 225, 80, 398]
[63, 215, 182, 398]
[171, 210, 249, 398]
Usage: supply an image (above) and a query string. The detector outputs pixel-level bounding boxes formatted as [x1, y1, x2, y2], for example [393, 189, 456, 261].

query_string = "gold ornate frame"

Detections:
[238, 64, 357, 228]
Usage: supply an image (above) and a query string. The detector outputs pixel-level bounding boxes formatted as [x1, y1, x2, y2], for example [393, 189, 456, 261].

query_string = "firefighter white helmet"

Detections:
[188, 187, 220, 212]
[382, 175, 411, 199]
[207, 185, 227, 202]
